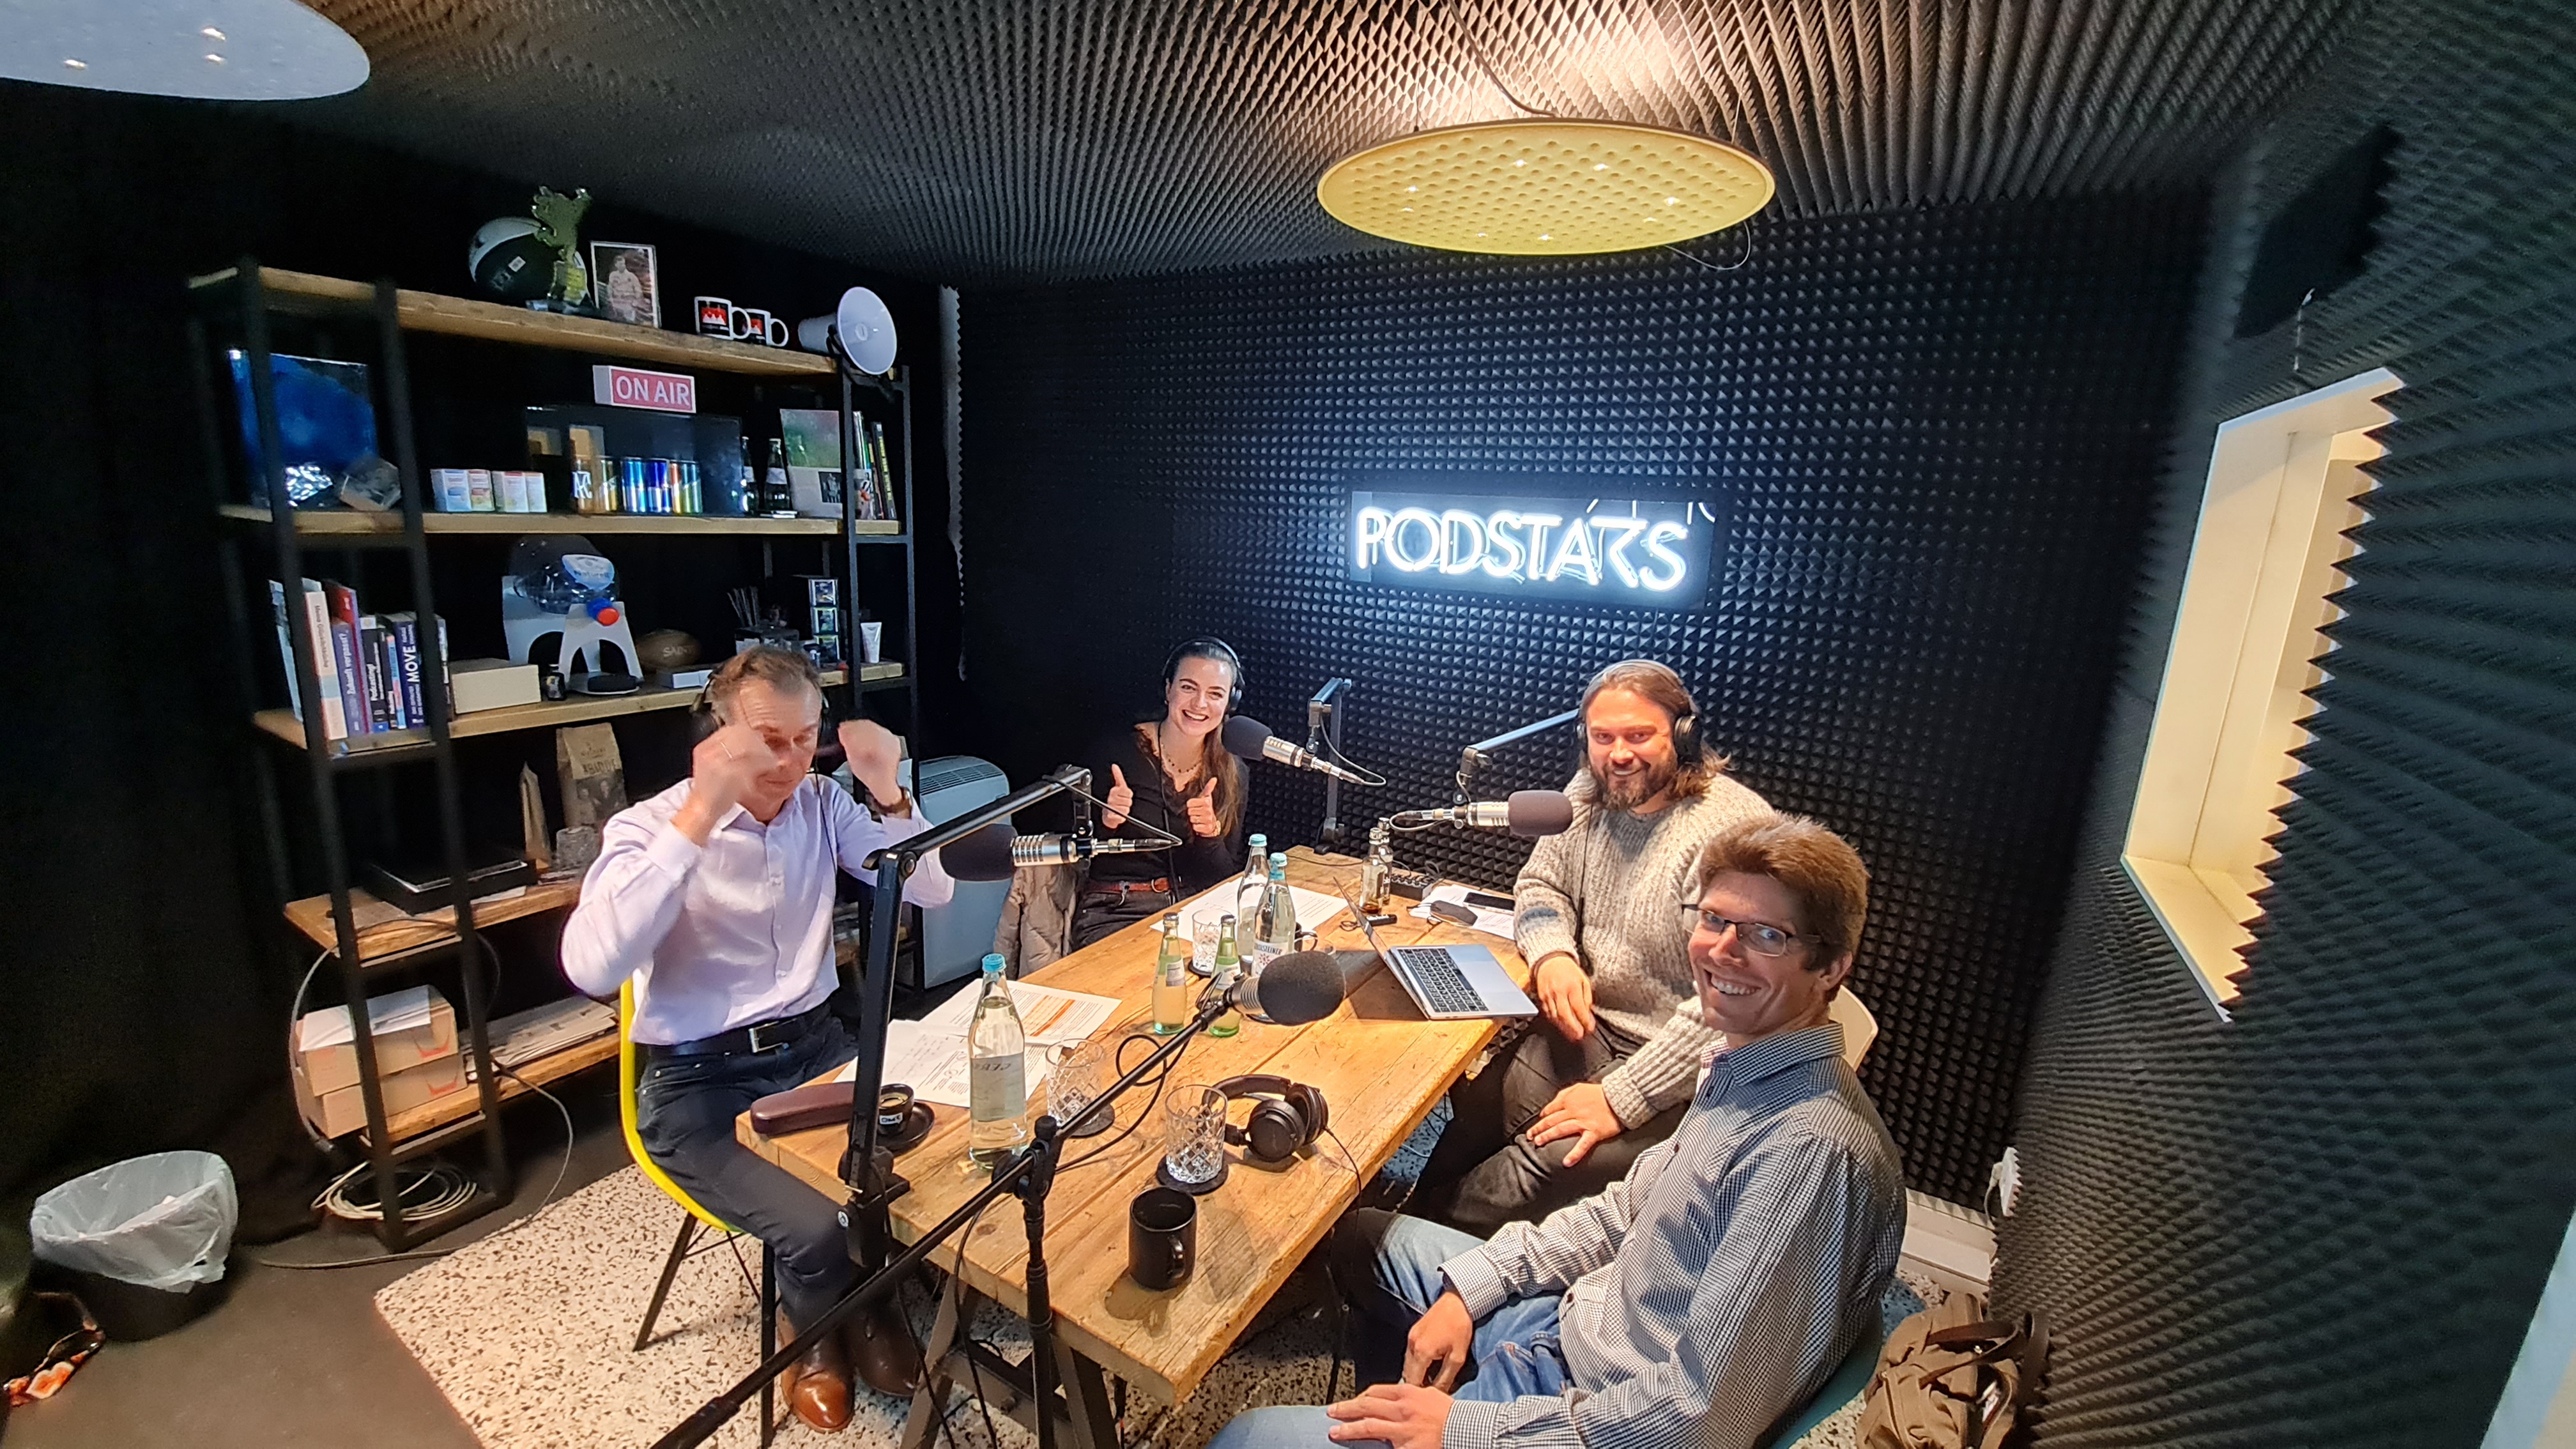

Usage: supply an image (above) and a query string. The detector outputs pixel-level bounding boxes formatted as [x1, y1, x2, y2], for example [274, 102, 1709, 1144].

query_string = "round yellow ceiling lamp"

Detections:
[1317, 118, 1774, 256]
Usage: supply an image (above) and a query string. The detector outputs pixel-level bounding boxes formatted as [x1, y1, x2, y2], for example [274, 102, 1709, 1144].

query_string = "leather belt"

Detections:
[1082, 878, 1174, 901]
[644, 1000, 832, 1061]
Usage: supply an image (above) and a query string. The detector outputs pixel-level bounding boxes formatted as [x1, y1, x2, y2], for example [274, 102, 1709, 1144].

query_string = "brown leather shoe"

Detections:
[845, 1299, 924, 1398]
[781, 1318, 853, 1432]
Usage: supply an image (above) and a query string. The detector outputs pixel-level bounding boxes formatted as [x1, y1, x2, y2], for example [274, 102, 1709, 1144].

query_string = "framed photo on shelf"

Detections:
[588, 241, 661, 328]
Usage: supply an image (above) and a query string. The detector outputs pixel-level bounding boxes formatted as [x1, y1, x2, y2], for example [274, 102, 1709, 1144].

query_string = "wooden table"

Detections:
[739, 848, 1528, 1445]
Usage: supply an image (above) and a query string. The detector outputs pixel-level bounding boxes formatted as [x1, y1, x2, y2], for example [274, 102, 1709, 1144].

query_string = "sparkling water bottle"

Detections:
[1254, 852, 1295, 978]
[968, 953, 1029, 1167]
[1233, 832, 1269, 923]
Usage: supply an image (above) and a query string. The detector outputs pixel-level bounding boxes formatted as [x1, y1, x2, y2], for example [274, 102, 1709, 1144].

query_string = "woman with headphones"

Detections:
[1068, 638, 1251, 949]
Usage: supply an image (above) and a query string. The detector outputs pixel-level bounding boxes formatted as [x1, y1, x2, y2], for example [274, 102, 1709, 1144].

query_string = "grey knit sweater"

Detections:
[1514, 769, 1772, 1127]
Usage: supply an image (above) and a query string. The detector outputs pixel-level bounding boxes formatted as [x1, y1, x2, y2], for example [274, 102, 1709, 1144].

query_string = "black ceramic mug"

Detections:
[1128, 1186, 1196, 1291]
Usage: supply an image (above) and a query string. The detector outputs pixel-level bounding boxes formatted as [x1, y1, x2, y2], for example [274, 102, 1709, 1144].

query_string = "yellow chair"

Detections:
[621, 983, 778, 1445]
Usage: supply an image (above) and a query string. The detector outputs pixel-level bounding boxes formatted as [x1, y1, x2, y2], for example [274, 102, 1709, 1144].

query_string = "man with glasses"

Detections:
[1414, 659, 1770, 1232]
[1209, 813, 1905, 1449]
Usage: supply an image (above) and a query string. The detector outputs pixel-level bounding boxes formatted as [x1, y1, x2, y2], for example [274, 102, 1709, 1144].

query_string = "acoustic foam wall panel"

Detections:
[1995, 0, 2576, 1444]
[290, 0, 2363, 282]
[959, 192, 2204, 1204]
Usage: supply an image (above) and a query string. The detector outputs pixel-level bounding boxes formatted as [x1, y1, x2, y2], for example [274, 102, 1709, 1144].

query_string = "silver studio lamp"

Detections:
[7, 0, 369, 100]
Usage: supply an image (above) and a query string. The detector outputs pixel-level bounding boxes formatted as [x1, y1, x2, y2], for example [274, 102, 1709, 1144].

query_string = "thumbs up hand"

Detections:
[1186, 776, 1222, 838]
[1103, 763, 1134, 831]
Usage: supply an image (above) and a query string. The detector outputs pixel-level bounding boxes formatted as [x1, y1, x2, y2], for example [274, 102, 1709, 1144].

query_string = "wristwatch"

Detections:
[863, 785, 912, 819]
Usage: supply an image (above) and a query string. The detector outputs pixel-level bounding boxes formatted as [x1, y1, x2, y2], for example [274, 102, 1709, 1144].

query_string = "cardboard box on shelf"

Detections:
[292, 1050, 470, 1139]
[450, 659, 540, 713]
[295, 985, 459, 1095]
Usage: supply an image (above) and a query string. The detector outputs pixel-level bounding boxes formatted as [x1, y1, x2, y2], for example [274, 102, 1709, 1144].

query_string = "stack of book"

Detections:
[270, 578, 450, 743]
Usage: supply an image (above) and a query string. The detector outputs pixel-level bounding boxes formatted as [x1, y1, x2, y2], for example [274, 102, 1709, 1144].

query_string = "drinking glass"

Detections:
[1046, 1034, 1116, 1136]
[1193, 917, 1222, 977]
[1162, 1085, 1229, 1186]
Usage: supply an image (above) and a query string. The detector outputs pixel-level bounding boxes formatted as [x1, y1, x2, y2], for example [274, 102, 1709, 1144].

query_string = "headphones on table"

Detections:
[1162, 636, 1246, 717]
[1585, 659, 1703, 769]
[1216, 1074, 1328, 1165]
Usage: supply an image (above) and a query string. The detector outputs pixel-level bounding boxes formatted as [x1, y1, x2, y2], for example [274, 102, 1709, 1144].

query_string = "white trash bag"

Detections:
[30, 1151, 238, 1292]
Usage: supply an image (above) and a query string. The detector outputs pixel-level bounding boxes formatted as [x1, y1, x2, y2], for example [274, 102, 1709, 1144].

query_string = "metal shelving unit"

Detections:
[193, 261, 921, 1249]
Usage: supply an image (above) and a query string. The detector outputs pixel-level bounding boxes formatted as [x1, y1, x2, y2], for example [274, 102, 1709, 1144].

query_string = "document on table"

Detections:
[1409, 883, 1517, 941]
[834, 1022, 1058, 1110]
[1177, 882, 1353, 937]
[916, 981, 1121, 1048]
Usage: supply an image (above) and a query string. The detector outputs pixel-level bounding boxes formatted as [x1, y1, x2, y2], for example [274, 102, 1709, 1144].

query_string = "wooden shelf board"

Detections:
[218, 504, 895, 538]
[285, 878, 584, 961]
[369, 1030, 620, 1147]
[252, 669, 882, 752]
[193, 266, 836, 378]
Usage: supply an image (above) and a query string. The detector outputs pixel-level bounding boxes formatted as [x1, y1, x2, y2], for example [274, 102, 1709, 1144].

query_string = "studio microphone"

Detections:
[1222, 716, 1369, 785]
[1228, 949, 1346, 1027]
[1392, 790, 1575, 838]
[936, 822, 1167, 881]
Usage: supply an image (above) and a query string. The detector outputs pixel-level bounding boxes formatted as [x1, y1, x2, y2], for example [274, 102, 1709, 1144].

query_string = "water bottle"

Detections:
[968, 953, 1029, 1167]
[1209, 916, 1243, 1038]
[1254, 852, 1295, 978]
[1152, 913, 1192, 1036]
[1234, 832, 1269, 923]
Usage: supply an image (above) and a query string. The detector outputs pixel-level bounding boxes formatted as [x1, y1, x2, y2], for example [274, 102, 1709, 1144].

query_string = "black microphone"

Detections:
[1392, 790, 1575, 838]
[1223, 716, 1369, 785]
[1231, 949, 1346, 1026]
[937, 823, 1171, 880]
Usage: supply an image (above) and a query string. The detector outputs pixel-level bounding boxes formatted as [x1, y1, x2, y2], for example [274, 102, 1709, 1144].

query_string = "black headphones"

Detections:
[1585, 659, 1702, 769]
[1162, 636, 1246, 717]
[1215, 1074, 1328, 1164]
[689, 653, 843, 765]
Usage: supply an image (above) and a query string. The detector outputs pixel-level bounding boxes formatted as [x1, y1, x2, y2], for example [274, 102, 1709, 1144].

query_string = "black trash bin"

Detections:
[29, 1152, 238, 1342]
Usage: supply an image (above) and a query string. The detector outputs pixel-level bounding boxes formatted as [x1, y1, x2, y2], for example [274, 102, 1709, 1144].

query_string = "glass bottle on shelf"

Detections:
[967, 953, 1029, 1167]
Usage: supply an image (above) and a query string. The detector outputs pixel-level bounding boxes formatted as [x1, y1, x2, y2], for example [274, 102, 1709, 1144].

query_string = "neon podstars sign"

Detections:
[1347, 483, 1725, 609]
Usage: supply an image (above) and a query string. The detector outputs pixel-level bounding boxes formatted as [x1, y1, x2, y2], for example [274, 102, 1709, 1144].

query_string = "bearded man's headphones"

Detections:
[1584, 659, 1703, 769]
[1162, 636, 1246, 717]
[1215, 1074, 1328, 1164]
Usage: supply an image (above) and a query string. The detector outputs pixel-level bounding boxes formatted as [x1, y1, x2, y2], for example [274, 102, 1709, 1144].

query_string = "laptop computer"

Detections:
[1356, 913, 1538, 1022]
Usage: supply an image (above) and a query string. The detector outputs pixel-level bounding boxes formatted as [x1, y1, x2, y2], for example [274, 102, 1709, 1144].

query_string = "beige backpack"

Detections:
[1857, 1296, 2044, 1449]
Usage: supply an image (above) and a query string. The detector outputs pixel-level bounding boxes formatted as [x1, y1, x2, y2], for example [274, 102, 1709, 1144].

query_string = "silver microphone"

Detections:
[1009, 834, 1169, 867]
[1223, 716, 1369, 785]
[1392, 790, 1575, 838]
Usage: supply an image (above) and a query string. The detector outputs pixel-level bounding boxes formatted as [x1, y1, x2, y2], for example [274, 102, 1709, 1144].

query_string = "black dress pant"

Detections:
[635, 1015, 859, 1331]
[1408, 1020, 1690, 1236]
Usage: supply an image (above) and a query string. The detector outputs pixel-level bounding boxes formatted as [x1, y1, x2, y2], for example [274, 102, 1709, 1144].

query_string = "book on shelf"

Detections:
[272, 579, 449, 743]
[270, 579, 349, 741]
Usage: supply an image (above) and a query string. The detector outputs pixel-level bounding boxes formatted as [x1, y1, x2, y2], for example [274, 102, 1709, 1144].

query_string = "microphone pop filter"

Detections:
[1220, 715, 1275, 760]
[938, 822, 1019, 882]
[1506, 790, 1575, 837]
[1246, 950, 1346, 1026]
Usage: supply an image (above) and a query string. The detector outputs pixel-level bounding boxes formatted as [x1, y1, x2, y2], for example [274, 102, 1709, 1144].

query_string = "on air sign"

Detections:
[1348, 481, 1725, 609]
[591, 364, 698, 413]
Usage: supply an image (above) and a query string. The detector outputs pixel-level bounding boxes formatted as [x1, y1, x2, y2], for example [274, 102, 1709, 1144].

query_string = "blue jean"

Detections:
[1208, 1210, 1571, 1449]
[635, 1013, 858, 1330]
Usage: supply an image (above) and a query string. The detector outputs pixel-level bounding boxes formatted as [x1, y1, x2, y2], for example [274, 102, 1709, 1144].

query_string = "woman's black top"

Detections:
[1084, 726, 1245, 894]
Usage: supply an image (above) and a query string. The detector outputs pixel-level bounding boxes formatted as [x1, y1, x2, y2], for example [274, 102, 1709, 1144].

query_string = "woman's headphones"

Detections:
[1585, 659, 1703, 769]
[1162, 636, 1246, 717]
[1215, 1074, 1327, 1164]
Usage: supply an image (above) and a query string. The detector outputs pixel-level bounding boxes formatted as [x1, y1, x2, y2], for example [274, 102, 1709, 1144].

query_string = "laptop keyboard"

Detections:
[1397, 947, 1486, 1015]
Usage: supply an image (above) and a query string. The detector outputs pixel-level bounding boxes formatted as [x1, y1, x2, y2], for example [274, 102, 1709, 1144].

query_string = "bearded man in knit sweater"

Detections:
[1413, 660, 1771, 1233]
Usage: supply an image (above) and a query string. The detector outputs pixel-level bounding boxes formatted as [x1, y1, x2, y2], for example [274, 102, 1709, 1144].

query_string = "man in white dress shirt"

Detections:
[562, 647, 953, 1431]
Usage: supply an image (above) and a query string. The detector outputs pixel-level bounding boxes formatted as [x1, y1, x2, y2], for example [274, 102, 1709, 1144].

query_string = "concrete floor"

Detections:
[8, 1073, 634, 1449]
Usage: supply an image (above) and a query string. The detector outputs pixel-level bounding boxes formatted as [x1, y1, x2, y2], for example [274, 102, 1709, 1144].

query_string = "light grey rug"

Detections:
[376, 1163, 1915, 1449]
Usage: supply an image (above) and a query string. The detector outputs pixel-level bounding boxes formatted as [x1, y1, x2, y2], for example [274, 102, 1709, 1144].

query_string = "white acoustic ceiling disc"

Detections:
[5, 0, 369, 100]
[835, 288, 898, 374]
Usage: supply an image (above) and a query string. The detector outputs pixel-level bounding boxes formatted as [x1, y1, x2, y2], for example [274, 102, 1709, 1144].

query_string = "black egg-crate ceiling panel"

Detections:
[1993, 0, 2576, 1443]
[300, 0, 2358, 282]
[963, 192, 2204, 1204]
